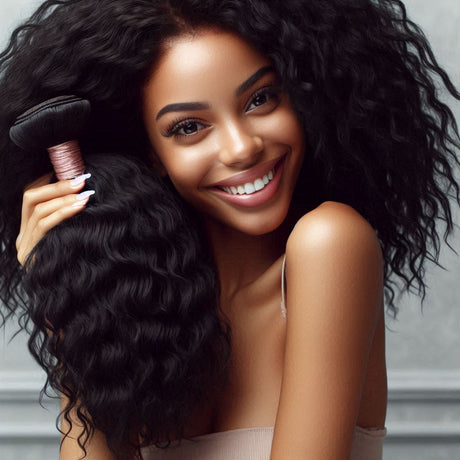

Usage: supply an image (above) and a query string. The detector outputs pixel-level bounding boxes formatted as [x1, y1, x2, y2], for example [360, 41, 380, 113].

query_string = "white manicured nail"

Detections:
[70, 173, 92, 188]
[75, 190, 95, 201]
[72, 199, 88, 208]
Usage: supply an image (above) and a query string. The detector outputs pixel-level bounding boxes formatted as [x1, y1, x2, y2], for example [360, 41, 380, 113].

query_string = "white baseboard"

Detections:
[1, 369, 460, 441]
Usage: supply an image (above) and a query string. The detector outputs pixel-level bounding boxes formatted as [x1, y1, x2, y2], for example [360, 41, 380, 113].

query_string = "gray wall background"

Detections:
[0, 1, 459, 459]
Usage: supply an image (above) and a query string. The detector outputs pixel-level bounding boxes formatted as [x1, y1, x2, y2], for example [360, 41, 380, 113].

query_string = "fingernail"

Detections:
[70, 173, 92, 188]
[72, 198, 88, 209]
[75, 190, 95, 201]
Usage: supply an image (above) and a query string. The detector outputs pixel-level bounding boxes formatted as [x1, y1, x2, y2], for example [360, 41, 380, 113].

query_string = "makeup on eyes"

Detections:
[162, 117, 208, 138]
[245, 85, 282, 112]
[161, 83, 284, 139]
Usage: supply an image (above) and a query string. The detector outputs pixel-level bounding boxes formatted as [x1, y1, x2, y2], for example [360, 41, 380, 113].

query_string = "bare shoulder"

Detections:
[285, 199, 384, 317]
[287, 200, 382, 259]
[270, 201, 384, 457]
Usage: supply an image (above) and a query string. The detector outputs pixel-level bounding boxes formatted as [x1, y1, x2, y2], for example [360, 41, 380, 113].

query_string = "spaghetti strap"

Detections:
[280, 254, 287, 319]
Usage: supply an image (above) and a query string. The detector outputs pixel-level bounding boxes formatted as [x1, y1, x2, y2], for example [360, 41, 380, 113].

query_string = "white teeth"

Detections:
[254, 178, 264, 191]
[219, 168, 275, 195]
[244, 182, 256, 194]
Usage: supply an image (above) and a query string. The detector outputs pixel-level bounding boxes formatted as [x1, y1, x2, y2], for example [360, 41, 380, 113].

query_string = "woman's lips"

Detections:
[209, 156, 281, 188]
[208, 155, 285, 208]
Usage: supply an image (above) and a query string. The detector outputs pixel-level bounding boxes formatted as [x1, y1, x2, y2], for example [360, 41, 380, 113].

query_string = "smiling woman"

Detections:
[0, 1, 458, 460]
[142, 31, 304, 235]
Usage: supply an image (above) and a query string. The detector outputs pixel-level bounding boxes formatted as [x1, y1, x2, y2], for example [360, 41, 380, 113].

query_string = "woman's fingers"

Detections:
[19, 173, 53, 238]
[17, 173, 93, 266]
[23, 172, 54, 192]
[17, 198, 91, 266]
[26, 190, 94, 233]
[19, 173, 91, 237]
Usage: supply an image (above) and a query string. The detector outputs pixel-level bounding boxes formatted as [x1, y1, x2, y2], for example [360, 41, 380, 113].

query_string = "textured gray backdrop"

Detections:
[0, 1, 459, 459]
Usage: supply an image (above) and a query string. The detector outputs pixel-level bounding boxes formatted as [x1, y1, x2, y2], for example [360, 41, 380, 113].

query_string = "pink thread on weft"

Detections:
[48, 140, 85, 180]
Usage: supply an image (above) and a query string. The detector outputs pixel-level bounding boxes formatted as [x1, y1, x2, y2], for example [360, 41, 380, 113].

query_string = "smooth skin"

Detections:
[17, 29, 387, 460]
[271, 204, 385, 459]
[16, 173, 90, 265]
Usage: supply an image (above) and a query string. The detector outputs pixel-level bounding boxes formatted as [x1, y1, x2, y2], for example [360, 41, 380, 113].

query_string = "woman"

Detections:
[0, 1, 459, 459]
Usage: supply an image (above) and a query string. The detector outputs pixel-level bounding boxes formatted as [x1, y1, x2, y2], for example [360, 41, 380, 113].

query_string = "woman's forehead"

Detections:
[143, 29, 272, 111]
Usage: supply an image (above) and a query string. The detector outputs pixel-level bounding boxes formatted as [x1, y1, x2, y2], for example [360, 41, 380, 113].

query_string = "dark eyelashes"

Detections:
[163, 117, 202, 138]
[244, 85, 282, 112]
[162, 84, 283, 138]
[251, 85, 283, 101]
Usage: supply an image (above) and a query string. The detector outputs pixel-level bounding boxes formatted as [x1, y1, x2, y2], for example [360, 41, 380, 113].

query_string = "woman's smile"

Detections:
[142, 29, 305, 235]
[207, 154, 285, 208]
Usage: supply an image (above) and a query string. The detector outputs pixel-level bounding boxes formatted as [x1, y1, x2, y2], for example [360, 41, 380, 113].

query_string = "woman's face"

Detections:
[142, 29, 305, 235]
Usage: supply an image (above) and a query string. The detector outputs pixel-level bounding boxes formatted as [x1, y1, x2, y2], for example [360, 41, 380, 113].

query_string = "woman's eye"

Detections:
[176, 121, 203, 135]
[165, 119, 207, 137]
[246, 87, 282, 112]
[251, 94, 269, 108]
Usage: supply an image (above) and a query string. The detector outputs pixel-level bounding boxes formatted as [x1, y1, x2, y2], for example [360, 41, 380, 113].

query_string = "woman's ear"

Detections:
[149, 150, 168, 177]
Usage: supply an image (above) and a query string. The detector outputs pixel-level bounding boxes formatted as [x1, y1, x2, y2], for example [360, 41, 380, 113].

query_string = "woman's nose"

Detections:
[218, 119, 263, 167]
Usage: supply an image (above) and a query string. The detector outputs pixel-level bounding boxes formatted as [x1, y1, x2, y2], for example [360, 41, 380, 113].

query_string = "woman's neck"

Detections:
[202, 204, 304, 302]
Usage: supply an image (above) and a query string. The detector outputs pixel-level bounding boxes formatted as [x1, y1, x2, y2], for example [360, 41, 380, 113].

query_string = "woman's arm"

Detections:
[270, 201, 384, 460]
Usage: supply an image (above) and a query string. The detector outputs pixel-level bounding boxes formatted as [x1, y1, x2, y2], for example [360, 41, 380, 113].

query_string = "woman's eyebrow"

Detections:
[235, 65, 275, 97]
[156, 102, 210, 120]
[155, 65, 275, 120]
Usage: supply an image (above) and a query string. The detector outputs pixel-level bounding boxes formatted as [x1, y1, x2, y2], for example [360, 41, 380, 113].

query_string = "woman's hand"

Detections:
[16, 172, 93, 265]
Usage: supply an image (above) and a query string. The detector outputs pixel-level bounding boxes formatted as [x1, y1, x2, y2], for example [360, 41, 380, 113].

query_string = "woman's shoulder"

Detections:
[285, 200, 384, 309]
[287, 200, 382, 261]
[272, 201, 385, 459]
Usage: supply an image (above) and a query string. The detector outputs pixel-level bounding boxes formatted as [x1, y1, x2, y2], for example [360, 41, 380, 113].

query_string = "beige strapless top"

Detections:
[142, 255, 387, 458]
[142, 425, 387, 459]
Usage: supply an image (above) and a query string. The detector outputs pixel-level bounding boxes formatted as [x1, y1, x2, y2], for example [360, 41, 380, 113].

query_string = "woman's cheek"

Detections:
[160, 152, 207, 201]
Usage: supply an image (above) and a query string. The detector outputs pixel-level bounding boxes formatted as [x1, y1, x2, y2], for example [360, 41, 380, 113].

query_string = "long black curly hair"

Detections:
[0, 0, 459, 457]
[25, 153, 231, 455]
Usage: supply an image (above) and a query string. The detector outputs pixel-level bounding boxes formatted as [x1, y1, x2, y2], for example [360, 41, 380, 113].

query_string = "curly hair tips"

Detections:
[24, 154, 231, 454]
